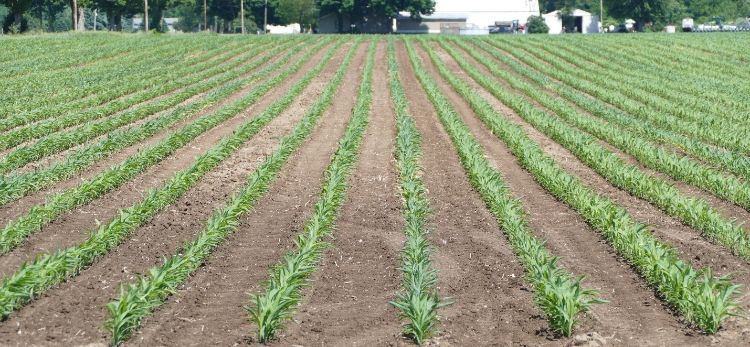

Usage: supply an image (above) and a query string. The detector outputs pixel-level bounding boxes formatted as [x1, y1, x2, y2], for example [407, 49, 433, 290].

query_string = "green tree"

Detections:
[605, 0, 670, 30]
[527, 15, 549, 33]
[317, 0, 434, 32]
[276, 0, 316, 28]
[1, 0, 32, 32]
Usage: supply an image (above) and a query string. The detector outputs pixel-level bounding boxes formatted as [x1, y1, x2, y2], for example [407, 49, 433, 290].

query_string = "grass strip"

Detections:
[0, 39, 304, 206]
[439, 37, 741, 334]
[410, 38, 603, 337]
[0, 37, 330, 254]
[0, 37, 341, 322]
[246, 39, 372, 343]
[105, 38, 359, 346]
[386, 39, 448, 344]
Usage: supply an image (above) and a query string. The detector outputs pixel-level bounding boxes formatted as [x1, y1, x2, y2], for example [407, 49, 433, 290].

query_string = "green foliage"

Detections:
[447, 36, 741, 334]
[276, 0, 317, 27]
[0, 39, 297, 253]
[526, 15, 549, 33]
[473, 38, 750, 260]
[409, 37, 603, 337]
[247, 38, 370, 343]
[386, 38, 447, 344]
[0, 37, 326, 324]
[105, 38, 343, 346]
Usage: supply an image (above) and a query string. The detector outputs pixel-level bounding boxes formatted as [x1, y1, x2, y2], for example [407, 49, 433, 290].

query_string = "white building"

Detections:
[396, 0, 540, 34]
[433, 0, 540, 28]
[542, 9, 600, 34]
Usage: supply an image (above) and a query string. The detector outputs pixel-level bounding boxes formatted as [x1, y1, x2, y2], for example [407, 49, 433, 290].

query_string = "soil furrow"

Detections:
[122, 42, 365, 347]
[424, 42, 707, 346]
[0, 43, 326, 278]
[0, 42, 352, 346]
[0, 43, 260, 161]
[272, 41, 406, 347]
[0, 44, 295, 220]
[395, 41, 550, 346]
[460, 41, 750, 244]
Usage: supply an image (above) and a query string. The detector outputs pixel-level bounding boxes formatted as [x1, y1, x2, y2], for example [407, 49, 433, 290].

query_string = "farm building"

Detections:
[542, 9, 601, 34]
[318, 0, 540, 33]
[397, 0, 540, 34]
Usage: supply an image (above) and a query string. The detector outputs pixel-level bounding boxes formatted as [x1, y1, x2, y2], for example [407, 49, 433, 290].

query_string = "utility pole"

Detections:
[144, 0, 149, 31]
[240, 0, 245, 34]
[263, 0, 267, 33]
[203, 0, 208, 31]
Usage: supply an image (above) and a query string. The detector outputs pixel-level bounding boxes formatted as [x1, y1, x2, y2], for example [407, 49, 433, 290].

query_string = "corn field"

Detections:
[0, 32, 749, 346]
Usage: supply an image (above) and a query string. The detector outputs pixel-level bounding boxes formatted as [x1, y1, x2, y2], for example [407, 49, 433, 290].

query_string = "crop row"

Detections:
[434, 37, 740, 333]
[0, 38, 326, 254]
[410, 38, 603, 336]
[532, 39, 750, 122]
[468, 39, 750, 182]
[0, 40, 270, 148]
[0, 38, 200, 117]
[247, 38, 371, 343]
[0, 35, 166, 84]
[386, 39, 446, 344]
[0, 40, 302, 206]
[525, 39, 750, 127]
[0, 39, 288, 174]
[499, 40, 750, 155]
[0, 37, 342, 323]
[0, 38, 247, 128]
[536, 39, 750, 135]
[452, 39, 750, 260]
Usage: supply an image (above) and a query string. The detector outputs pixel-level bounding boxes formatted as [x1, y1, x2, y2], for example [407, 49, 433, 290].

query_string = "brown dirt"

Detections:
[0, 42, 354, 346]
[0, 42, 332, 278]
[396, 41, 552, 346]
[461, 40, 750, 238]
[122, 42, 365, 347]
[434, 40, 750, 344]
[423, 42, 709, 346]
[0, 42, 259, 161]
[271, 41, 407, 347]
[5, 41, 296, 178]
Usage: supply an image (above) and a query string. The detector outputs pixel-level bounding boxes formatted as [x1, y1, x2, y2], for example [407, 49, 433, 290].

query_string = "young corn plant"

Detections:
[0, 38, 341, 322]
[0, 39, 306, 206]
[0, 38, 328, 254]
[407, 38, 604, 337]
[104, 38, 361, 346]
[471, 38, 750, 182]
[386, 39, 449, 344]
[247, 39, 375, 343]
[0, 41, 263, 154]
[445, 38, 750, 260]
[429, 37, 741, 334]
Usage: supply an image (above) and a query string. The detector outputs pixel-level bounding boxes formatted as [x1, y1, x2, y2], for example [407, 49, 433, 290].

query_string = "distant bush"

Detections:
[527, 15, 549, 34]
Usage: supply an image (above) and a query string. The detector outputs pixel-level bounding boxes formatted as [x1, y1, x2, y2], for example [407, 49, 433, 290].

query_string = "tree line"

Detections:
[0, 0, 434, 33]
[542, 0, 750, 31]
[2, 0, 748, 33]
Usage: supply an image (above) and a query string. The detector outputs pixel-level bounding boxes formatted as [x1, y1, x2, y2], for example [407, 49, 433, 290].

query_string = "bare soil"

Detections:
[0, 42, 352, 346]
[0, 37, 748, 347]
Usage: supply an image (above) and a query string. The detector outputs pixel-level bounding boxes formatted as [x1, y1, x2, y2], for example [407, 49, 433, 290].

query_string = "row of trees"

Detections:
[1, 0, 435, 33]
[541, 0, 750, 31]
[2, 0, 749, 33]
